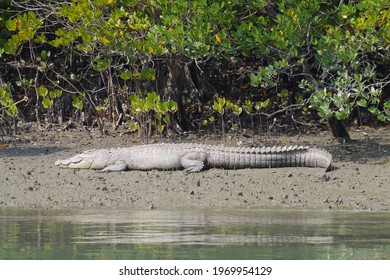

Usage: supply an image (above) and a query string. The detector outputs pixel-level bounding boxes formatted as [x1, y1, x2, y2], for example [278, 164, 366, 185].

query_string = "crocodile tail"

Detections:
[306, 147, 333, 171]
[264, 146, 333, 170]
[207, 145, 333, 170]
[263, 146, 333, 170]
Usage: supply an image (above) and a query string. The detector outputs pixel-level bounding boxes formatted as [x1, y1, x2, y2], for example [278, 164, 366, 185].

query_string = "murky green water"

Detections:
[1, 209, 390, 259]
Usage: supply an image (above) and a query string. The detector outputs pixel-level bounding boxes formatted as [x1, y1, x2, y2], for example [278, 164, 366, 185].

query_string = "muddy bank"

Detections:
[0, 126, 389, 211]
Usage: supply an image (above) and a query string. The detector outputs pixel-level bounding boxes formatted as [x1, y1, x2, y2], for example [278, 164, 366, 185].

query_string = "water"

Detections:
[1, 209, 390, 259]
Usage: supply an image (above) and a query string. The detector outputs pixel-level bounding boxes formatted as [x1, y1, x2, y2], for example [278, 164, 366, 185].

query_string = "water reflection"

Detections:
[67, 211, 335, 245]
[1, 209, 390, 259]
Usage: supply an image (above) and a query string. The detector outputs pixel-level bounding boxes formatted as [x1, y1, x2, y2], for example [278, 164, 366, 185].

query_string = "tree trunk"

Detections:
[329, 116, 351, 141]
[302, 59, 352, 141]
[162, 55, 194, 131]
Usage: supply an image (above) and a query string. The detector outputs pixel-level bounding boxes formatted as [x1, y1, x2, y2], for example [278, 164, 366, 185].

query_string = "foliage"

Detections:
[37, 86, 62, 109]
[248, 0, 390, 123]
[0, 0, 388, 137]
[129, 91, 177, 139]
[3, 11, 43, 54]
[0, 87, 18, 116]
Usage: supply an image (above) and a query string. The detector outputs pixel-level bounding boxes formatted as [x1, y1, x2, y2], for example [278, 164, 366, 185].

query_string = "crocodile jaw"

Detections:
[55, 156, 94, 169]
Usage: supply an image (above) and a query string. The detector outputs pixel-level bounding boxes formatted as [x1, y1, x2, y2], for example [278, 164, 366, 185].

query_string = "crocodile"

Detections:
[55, 143, 333, 172]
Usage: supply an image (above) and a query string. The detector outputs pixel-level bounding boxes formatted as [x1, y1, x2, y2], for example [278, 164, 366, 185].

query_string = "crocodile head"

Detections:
[55, 149, 109, 169]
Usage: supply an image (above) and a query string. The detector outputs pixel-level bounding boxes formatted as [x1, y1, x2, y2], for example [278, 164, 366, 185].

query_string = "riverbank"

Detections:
[1, 125, 389, 211]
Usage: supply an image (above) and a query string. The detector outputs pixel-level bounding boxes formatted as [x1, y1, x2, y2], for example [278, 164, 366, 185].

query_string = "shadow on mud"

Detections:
[327, 139, 389, 165]
[0, 145, 66, 157]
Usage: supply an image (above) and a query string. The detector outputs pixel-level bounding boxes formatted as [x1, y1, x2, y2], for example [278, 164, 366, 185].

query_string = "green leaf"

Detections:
[96, 105, 105, 111]
[278, 89, 289, 98]
[6, 104, 18, 116]
[119, 69, 132, 80]
[51, 89, 62, 98]
[335, 110, 349, 120]
[225, 100, 233, 109]
[140, 69, 155, 81]
[37, 86, 48, 97]
[167, 100, 178, 113]
[384, 99, 390, 109]
[129, 122, 138, 132]
[255, 99, 270, 110]
[377, 114, 385, 121]
[42, 96, 53, 108]
[368, 106, 380, 115]
[231, 104, 242, 115]
[4, 35, 20, 54]
[244, 100, 253, 114]
[72, 94, 84, 109]
[92, 57, 111, 71]
[129, 95, 140, 104]
[145, 91, 160, 110]
[156, 102, 168, 113]
[0, 88, 8, 100]
[212, 97, 226, 115]
[356, 99, 367, 107]
[35, 33, 47, 44]
[354, 73, 363, 83]
[157, 124, 165, 132]
[41, 50, 48, 60]
[6, 18, 19, 31]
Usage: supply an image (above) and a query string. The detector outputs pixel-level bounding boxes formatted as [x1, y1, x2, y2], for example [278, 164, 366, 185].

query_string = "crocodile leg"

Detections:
[181, 152, 208, 172]
[101, 160, 128, 172]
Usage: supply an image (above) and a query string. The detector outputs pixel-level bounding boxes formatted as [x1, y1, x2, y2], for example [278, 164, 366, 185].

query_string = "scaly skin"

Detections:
[55, 143, 333, 172]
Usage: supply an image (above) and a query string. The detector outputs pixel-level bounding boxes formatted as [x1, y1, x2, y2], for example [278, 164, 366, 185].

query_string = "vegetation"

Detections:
[0, 0, 389, 139]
